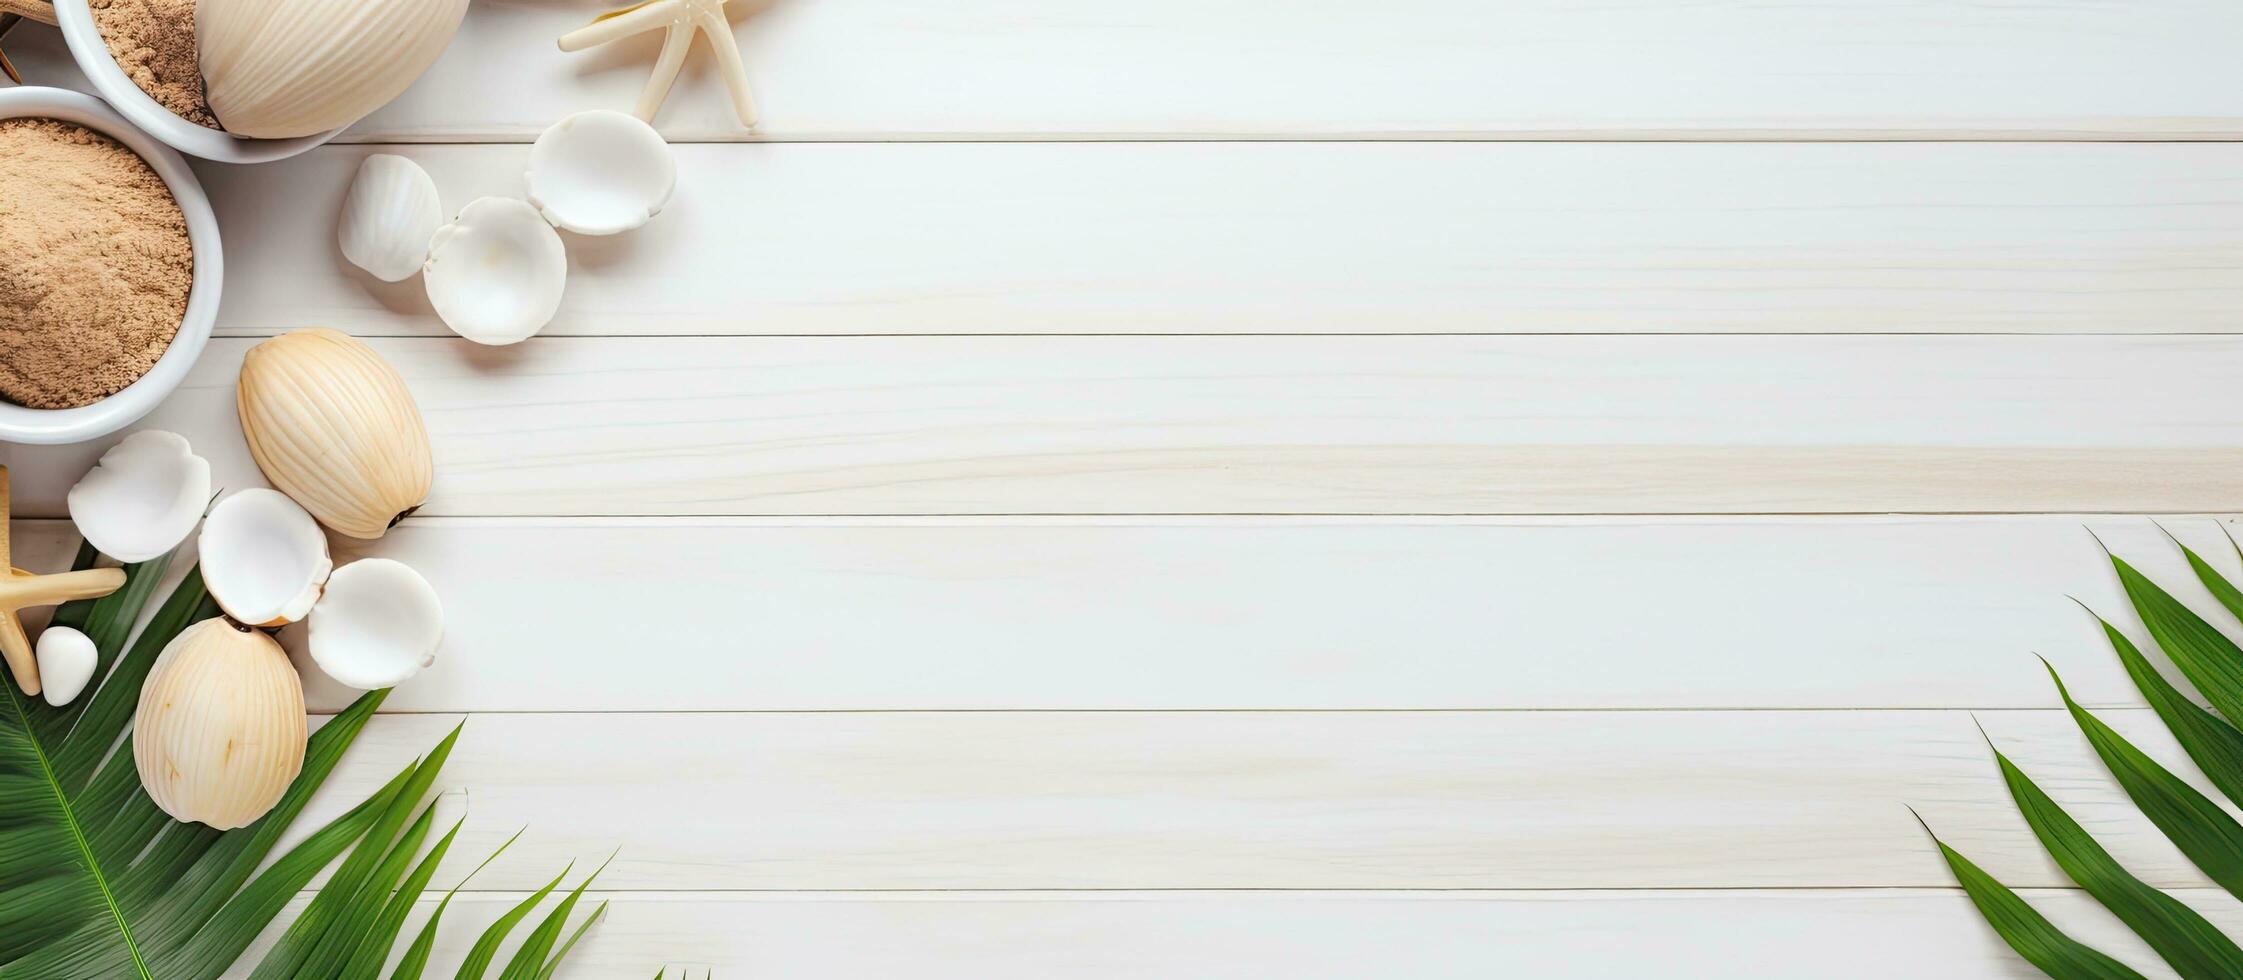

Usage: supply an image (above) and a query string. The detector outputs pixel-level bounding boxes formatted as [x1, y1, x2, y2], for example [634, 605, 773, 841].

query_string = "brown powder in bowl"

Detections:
[0, 118, 193, 409]
[93, 0, 220, 129]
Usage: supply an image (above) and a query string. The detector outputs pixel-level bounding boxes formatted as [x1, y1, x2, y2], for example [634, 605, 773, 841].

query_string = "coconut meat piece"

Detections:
[199, 489, 332, 627]
[307, 558, 442, 690]
[423, 196, 567, 346]
[526, 110, 676, 236]
[66, 430, 212, 563]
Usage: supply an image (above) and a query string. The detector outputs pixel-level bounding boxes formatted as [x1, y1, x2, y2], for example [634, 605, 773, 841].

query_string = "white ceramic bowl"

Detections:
[50, 0, 340, 163]
[0, 87, 222, 445]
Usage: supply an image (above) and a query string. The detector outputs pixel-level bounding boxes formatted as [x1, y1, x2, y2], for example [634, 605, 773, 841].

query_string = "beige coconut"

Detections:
[197, 0, 470, 139]
[133, 617, 307, 829]
[237, 329, 433, 540]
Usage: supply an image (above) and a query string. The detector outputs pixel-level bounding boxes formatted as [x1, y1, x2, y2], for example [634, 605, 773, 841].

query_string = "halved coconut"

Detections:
[307, 558, 442, 690]
[423, 196, 567, 346]
[66, 430, 212, 563]
[200, 489, 332, 627]
[526, 110, 676, 236]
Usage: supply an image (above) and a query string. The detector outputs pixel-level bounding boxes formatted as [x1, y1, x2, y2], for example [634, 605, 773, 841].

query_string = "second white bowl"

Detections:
[49, 0, 339, 163]
[0, 87, 222, 445]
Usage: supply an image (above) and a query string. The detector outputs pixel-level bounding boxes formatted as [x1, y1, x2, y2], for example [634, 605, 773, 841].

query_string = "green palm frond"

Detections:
[1985, 734, 2243, 977]
[0, 543, 619, 978]
[1928, 525, 2243, 978]
[389, 829, 522, 980]
[1913, 809, 2146, 980]
[2041, 659, 2243, 902]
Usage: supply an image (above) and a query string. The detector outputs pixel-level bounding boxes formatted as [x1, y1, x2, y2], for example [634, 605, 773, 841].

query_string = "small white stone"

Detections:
[36, 626, 96, 707]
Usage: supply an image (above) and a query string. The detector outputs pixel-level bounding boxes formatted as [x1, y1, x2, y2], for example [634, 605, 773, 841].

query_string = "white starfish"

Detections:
[559, 0, 758, 128]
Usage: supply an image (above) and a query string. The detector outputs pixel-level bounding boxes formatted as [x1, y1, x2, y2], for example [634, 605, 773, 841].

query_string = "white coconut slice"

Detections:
[423, 197, 568, 346]
[526, 110, 677, 236]
[339, 154, 445, 282]
[199, 489, 333, 627]
[307, 558, 442, 690]
[66, 430, 213, 563]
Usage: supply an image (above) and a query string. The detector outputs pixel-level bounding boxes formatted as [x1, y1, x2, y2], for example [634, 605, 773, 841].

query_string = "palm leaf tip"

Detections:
[1989, 706, 2243, 977]
[2170, 525, 2243, 627]
[1937, 543, 2243, 979]
[2042, 660, 2243, 904]
[1920, 817, 2147, 980]
[2075, 609, 2234, 790]
[2108, 551, 2243, 729]
[501, 851, 617, 980]
[452, 861, 577, 980]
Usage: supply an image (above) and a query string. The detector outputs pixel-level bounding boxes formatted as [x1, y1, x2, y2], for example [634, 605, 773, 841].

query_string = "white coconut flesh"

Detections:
[199, 489, 332, 627]
[307, 558, 442, 690]
[526, 110, 676, 236]
[423, 196, 567, 346]
[66, 430, 212, 563]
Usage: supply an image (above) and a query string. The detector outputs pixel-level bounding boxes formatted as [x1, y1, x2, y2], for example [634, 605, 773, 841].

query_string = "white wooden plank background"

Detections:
[5, 335, 2243, 516]
[4, 0, 2238, 976]
[347, 0, 2243, 141]
[16, 0, 2243, 140]
[250, 707, 2240, 893]
[189, 143, 2243, 338]
[7, 516, 2235, 713]
[242, 889, 2243, 979]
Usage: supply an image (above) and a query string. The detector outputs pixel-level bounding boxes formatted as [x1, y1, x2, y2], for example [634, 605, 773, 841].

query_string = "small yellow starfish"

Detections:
[559, 0, 757, 128]
[0, 466, 125, 697]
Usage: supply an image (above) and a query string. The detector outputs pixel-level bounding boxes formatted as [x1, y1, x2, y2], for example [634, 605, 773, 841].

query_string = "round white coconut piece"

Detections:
[339, 154, 444, 282]
[66, 430, 212, 563]
[526, 110, 676, 236]
[199, 489, 332, 627]
[307, 558, 442, 690]
[424, 197, 567, 346]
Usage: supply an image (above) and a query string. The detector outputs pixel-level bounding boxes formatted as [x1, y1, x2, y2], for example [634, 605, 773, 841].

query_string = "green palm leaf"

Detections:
[499, 855, 612, 980]
[389, 829, 524, 980]
[1915, 810, 2145, 979]
[2174, 524, 2243, 626]
[1937, 529, 2243, 978]
[2082, 609, 2243, 810]
[534, 902, 608, 980]
[1984, 740, 2243, 979]
[249, 726, 462, 980]
[337, 816, 464, 980]
[2041, 660, 2243, 901]
[0, 551, 419, 980]
[2107, 550, 2243, 727]
[454, 863, 575, 980]
[0, 542, 620, 978]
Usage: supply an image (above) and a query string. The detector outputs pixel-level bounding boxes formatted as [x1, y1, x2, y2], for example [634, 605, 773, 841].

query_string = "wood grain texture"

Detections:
[230, 888, 2243, 979]
[6, 0, 2232, 971]
[7, 516, 2228, 713]
[192, 143, 2243, 338]
[15, 0, 2241, 139]
[275, 709, 2241, 892]
[5, 336, 2243, 517]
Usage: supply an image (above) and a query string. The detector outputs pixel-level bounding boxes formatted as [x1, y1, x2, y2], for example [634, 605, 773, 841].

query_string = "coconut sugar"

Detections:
[0, 118, 193, 409]
[93, 0, 219, 129]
